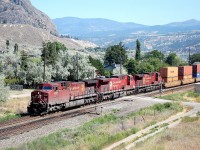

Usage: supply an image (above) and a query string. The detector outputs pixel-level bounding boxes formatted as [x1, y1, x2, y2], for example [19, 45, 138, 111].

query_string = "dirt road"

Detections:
[103, 96, 200, 150]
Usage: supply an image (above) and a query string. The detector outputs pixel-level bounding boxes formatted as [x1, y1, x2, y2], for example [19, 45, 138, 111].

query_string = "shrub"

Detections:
[187, 92, 200, 98]
[4, 78, 20, 85]
[0, 75, 9, 102]
[0, 113, 20, 123]
[182, 116, 199, 123]
[153, 103, 165, 111]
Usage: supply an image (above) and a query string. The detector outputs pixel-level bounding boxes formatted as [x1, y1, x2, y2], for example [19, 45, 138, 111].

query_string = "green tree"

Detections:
[89, 56, 105, 76]
[104, 70, 111, 77]
[142, 58, 168, 72]
[6, 40, 9, 49]
[135, 39, 141, 61]
[20, 50, 29, 71]
[190, 53, 200, 64]
[0, 75, 9, 102]
[14, 43, 19, 53]
[165, 53, 186, 66]
[104, 42, 128, 65]
[41, 41, 67, 66]
[165, 53, 177, 66]
[125, 58, 138, 74]
[143, 50, 164, 61]
[137, 61, 154, 74]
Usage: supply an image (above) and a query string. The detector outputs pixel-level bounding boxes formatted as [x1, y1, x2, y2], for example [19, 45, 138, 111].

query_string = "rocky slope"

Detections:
[0, 24, 97, 53]
[0, 0, 97, 51]
[0, 0, 57, 34]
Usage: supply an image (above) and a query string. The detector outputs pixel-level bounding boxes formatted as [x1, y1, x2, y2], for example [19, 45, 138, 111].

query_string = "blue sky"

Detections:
[30, 0, 200, 25]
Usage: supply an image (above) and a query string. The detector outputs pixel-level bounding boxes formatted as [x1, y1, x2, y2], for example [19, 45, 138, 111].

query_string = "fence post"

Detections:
[101, 107, 103, 116]
[134, 116, 136, 125]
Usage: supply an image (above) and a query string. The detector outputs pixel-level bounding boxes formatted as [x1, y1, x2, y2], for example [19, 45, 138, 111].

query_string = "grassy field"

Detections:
[157, 90, 200, 102]
[134, 115, 200, 150]
[0, 89, 32, 122]
[7, 102, 183, 150]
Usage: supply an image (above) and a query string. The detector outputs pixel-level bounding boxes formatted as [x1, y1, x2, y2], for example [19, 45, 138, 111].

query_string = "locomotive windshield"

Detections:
[43, 86, 52, 90]
[37, 85, 52, 90]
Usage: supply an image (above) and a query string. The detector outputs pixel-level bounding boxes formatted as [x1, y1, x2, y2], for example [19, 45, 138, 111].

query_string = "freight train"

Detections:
[27, 64, 200, 115]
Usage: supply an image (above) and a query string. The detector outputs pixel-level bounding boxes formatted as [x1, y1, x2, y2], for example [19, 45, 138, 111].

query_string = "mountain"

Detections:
[53, 17, 147, 37]
[149, 19, 200, 33]
[0, 0, 57, 34]
[53, 17, 200, 37]
[53, 17, 200, 54]
[165, 19, 200, 27]
[0, 0, 97, 52]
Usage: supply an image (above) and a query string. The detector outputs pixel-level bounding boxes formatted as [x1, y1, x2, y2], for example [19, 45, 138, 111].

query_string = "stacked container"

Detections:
[193, 64, 200, 82]
[178, 66, 194, 84]
[192, 64, 200, 78]
[159, 67, 178, 82]
[159, 67, 181, 87]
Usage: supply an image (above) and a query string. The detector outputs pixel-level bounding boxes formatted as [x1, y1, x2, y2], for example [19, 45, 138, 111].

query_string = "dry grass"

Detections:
[107, 109, 180, 137]
[8, 103, 183, 150]
[9, 89, 32, 95]
[158, 90, 200, 103]
[0, 97, 30, 116]
[134, 117, 200, 150]
[0, 89, 32, 117]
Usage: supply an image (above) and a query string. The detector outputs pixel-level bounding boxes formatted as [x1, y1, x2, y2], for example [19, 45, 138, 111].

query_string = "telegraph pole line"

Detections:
[188, 47, 191, 65]
[76, 52, 79, 81]
[120, 51, 122, 75]
[43, 33, 50, 82]
[120, 57, 122, 75]
[43, 44, 46, 82]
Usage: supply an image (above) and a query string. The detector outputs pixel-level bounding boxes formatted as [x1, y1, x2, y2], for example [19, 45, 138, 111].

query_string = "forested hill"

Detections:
[53, 17, 200, 53]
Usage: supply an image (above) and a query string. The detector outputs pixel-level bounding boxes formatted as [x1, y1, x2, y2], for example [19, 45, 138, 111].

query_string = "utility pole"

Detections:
[43, 44, 46, 82]
[76, 52, 79, 81]
[188, 47, 191, 65]
[120, 51, 122, 75]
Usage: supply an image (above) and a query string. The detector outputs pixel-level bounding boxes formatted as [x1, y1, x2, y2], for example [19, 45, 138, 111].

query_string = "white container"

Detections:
[195, 83, 200, 92]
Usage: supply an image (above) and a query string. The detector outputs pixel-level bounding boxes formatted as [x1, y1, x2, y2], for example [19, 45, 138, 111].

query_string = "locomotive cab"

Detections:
[28, 83, 55, 115]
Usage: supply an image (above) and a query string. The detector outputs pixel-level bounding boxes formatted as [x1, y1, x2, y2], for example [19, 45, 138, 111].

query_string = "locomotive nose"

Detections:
[28, 91, 49, 115]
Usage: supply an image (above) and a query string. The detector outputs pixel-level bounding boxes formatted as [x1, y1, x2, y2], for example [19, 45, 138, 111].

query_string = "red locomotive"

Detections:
[28, 73, 162, 114]
[27, 64, 200, 115]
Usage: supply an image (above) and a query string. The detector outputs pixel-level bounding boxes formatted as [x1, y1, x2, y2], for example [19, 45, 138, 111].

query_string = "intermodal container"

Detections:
[163, 80, 181, 88]
[178, 66, 192, 76]
[192, 64, 200, 73]
[178, 75, 193, 80]
[182, 79, 195, 85]
[162, 77, 178, 82]
[159, 67, 178, 78]
[193, 73, 200, 78]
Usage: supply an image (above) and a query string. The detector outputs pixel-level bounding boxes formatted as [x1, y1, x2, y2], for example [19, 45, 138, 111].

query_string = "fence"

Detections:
[10, 85, 23, 91]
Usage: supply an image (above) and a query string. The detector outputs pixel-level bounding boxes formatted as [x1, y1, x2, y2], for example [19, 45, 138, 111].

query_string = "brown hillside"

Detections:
[0, 0, 57, 34]
[0, 24, 97, 52]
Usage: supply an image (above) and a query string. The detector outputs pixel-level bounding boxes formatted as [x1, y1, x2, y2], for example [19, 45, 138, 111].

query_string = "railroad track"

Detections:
[140, 83, 194, 97]
[0, 83, 195, 140]
[0, 115, 39, 128]
[0, 109, 88, 140]
[0, 98, 129, 140]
